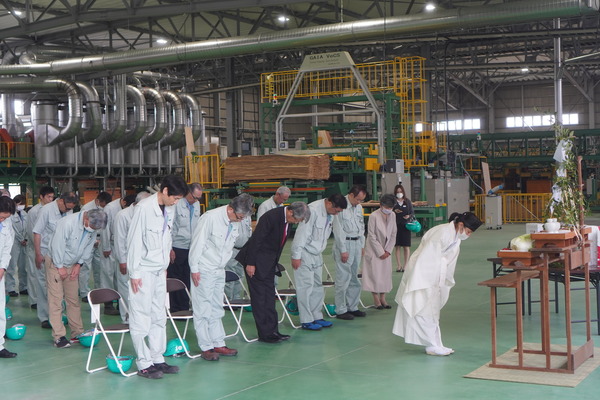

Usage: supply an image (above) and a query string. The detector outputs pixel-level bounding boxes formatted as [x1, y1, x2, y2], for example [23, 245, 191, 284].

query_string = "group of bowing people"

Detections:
[0, 176, 482, 377]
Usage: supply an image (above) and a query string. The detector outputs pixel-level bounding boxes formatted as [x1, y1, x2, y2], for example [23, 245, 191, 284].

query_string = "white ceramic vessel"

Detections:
[544, 218, 561, 233]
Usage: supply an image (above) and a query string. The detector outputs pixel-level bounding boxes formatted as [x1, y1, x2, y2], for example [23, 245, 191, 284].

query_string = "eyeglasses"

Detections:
[234, 212, 245, 221]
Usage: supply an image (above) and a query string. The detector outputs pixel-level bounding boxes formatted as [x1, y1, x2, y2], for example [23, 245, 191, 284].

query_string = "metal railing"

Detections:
[474, 193, 551, 223]
[0, 141, 34, 166]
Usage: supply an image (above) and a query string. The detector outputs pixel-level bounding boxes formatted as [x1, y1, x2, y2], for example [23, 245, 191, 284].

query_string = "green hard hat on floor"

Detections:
[6, 324, 26, 340]
[163, 338, 189, 357]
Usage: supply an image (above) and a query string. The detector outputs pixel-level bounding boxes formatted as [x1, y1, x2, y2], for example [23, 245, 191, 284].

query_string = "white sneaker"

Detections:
[425, 346, 452, 356]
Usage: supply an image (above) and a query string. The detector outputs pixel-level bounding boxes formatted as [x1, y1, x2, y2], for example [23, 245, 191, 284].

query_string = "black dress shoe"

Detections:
[258, 335, 282, 343]
[30, 304, 37, 310]
[19, 290, 28, 295]
[0, 348, 17, 358]
[41, 320, 52, 329]
[274, 332, 291, 340]
[8, 291, 18, 297]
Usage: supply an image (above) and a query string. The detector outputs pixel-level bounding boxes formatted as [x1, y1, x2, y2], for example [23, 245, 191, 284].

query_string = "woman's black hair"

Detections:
[448, 211, 482, 232]
[0, 196, 16, 215]
[393, 184, 410, 202]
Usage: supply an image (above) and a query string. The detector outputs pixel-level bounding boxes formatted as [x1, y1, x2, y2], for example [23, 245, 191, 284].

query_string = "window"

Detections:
[506, 113, 579, 128]
[14, 99, 25, 115]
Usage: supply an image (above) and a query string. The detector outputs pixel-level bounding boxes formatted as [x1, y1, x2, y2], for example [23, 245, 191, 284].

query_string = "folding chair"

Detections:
[85, 288, 136, 377]
[223, 271, 257, 342]
[165, 278, 201, 359]
[275, 265, 300, 329]
[357, 273, 374, 309]
[322, 263, 336, 317]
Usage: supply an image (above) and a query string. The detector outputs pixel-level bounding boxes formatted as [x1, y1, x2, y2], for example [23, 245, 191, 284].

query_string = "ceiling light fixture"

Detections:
[13, 10, 23, 16]
[521, 67, 530, 73]
[156, 38, 168, 44]
[277, 15, 290, 23]
[425, 3, 436, 11]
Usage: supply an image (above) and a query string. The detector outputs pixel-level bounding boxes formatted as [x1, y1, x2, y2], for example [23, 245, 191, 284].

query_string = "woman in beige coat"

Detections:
[361, 194, 398, 309]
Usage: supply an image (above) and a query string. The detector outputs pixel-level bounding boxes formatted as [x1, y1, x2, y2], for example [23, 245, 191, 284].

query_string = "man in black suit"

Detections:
[236, 202, 310, 343]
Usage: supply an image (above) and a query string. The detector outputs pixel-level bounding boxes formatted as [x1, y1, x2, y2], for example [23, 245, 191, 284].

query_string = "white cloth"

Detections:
[392, 222, 461, 347]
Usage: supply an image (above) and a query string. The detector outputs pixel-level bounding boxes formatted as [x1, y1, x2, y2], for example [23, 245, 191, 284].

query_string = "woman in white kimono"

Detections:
[361, 194, 398, 309]
[392, 212, 482, 356]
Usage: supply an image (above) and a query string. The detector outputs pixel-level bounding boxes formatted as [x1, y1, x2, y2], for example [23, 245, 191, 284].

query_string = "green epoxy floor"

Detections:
[3, 222, 600, 399]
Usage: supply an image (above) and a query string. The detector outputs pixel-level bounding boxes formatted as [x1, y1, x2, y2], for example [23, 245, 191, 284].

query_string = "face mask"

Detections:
[84, 225, 95, 233]
[457, 229, 469, 241]
[396, 193, 404, 199]
[381, 208, 393, 215]
[17, 205, 25, 211]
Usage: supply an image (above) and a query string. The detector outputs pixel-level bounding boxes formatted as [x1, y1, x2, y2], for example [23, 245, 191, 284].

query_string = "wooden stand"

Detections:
[482, 234, 594, 374]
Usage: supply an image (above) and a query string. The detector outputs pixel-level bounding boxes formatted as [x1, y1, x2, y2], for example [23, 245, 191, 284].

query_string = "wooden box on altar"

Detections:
[497, 250, 542, 267]
[530, 230, 577, 248]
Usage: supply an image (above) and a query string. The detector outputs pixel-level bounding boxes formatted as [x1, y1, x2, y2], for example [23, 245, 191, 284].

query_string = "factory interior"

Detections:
[3, 0, 600, 398]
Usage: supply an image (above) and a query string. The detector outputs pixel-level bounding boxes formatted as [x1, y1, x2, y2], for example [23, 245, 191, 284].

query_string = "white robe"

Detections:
[392, 222, 461, 347]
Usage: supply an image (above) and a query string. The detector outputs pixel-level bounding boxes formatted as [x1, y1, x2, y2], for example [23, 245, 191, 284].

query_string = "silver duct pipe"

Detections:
[0, 77, 83, 145]
[98, 75, 127, 145]
[75, 82, 103, 142]
[141, 87, 167, 146]
[0, 93, 17, 135]
[116, 85, 147, 146]
[0, 0, 596, 76]
[179, 93, 202, 144]
[133, 71, 195, 83]
[19, 45, 88, 64]
[161, 90, 185, 147]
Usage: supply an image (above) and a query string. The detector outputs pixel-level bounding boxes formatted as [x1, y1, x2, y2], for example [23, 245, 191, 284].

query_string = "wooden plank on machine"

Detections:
[185, 126, 195, 156]
[223, 154, 330, 182]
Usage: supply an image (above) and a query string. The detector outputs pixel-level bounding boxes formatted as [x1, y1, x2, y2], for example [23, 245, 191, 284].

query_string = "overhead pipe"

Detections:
[0, 0, 596, 76]
[179, 93, 202, 144]
[160, 90, 185, 147]
[98, 75, 127, 145]
[133, 71, 195, 83]
[75, 81, 103, 142]
[141, 87, 167, 146]
[114, 85, 148, 147]
[0, 93, 17, 135]
[0, 77, 83, 145]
